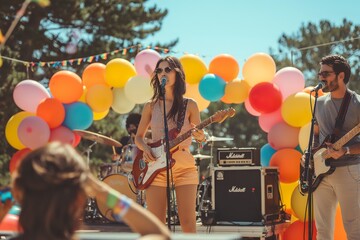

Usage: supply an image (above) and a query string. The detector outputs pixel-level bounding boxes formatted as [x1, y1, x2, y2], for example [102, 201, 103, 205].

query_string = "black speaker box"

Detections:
[212, 167, 281, 224]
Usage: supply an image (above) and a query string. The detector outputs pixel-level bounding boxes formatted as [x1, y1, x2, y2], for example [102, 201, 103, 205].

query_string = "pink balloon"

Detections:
[258, 109, 283, 133]
[18, 116, 50, 149]
[49, 126, 75, 145]
[272, 67, 305, 100]
[244, 98, 260, 116]
[268, 122, 300, 150]
[13, 80, 51, 113]
[249, 82, 282, 114]
[134, 49, 162, 78]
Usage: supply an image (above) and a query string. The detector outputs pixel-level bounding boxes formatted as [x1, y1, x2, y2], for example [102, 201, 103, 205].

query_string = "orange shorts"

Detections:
[151, 149, 199, 187]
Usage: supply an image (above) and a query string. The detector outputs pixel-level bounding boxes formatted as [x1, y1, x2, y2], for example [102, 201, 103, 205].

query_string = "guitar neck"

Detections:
[169, 117, 213, 149]
[333, 122, 360, 150]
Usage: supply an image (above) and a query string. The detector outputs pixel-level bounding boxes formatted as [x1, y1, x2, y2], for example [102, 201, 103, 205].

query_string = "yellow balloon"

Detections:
[5, 111, 35, 149]
[179, 54, 208, 84]
[224, 79, 250, 104]
[111, 87, 135, 114]
[93, 109, 109, 121]
[86, 84, 113, 112]
[291, 185, 313, 221]
[282, 92, 314, 127]
[105, 58, 136, 88]
[184, 83, 210, 111]
[298, 122, 311, 152]
[242, 53, 276, 87]
[279, 181, 298, 216]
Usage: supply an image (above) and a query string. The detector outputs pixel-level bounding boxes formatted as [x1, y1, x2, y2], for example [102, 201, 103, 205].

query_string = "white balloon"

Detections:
[111, 88, 135, 114]
[124, 75, 153, 104]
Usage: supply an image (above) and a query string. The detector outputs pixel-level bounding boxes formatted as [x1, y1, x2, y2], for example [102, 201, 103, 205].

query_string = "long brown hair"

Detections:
[12, 142, 88, 240]
[150, 56, 186, 121]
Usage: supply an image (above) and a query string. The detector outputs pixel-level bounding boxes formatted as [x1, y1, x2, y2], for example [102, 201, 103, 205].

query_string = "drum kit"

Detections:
[74, 130, 140, 224]
[74, 129, 233, 224]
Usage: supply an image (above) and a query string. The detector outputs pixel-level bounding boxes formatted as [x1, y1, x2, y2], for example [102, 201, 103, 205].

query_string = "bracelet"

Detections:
[106, 191, 132, 221]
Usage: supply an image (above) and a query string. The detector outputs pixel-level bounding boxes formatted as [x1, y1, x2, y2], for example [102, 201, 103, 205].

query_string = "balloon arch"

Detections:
[4, 50, 346, 239]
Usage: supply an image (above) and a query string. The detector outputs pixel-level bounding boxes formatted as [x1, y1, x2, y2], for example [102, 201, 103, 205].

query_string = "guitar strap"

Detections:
[176, 99, 188, 132]
[330, 89, 352, 142]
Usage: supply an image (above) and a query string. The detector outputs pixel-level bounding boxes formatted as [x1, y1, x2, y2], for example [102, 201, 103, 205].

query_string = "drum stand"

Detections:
[81, 141, 104, 224]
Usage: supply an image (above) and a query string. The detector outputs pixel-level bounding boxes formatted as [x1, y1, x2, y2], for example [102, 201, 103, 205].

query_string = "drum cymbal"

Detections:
[207, 136, 234, 142]
[193, 153, 212, 160]
[73, 129, 122, 147]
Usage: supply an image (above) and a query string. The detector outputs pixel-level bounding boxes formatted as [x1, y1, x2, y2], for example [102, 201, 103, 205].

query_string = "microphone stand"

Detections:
[303, 89, 320, 240]
[161, 85, 172, 230]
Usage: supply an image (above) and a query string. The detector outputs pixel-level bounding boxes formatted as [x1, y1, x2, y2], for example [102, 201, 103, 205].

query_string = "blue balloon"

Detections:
[63, 102, 93, 130]
[260, 143, 276, 166]
[198, 74, 226, 101]
[9, 204, 21, 216]
[295, 145, 303, 154]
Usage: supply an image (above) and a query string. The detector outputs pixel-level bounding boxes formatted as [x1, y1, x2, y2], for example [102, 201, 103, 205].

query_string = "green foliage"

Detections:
[270, 19, 360, 89]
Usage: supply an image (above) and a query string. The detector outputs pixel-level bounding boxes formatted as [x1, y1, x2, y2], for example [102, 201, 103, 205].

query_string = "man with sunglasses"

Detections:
[312, 55, 360, 240]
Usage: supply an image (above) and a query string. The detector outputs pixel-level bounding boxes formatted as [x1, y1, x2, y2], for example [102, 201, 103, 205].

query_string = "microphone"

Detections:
[161, 76, 167, 88]
[311, 81, 326, 92]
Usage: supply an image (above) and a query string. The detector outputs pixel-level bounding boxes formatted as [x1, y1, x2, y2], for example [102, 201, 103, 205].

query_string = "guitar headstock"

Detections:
[212, 108, 236, 123]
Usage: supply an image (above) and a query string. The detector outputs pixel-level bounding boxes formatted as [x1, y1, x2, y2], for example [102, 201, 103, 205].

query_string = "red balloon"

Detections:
[72, 132, 81, 147]
[0, 214, 20, 231]
[283, 220, 317, 240]
[9, 148, 31, 173]
[249, 82, 282, 114]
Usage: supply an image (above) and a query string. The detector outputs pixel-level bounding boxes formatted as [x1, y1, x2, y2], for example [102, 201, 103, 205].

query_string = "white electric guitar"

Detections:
[300, 122, 360, 193]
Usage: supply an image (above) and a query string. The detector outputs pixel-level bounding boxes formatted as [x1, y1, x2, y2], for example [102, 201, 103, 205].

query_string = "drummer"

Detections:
[112, 113, 141, 160]
[120, 113, 142, 147]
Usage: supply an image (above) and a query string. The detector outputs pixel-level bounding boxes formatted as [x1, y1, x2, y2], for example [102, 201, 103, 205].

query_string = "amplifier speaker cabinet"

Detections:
[217, 147, 260, 166]
[212, 167, 281, 224]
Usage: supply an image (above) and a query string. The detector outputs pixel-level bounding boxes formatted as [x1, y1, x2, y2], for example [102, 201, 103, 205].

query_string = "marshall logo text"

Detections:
[229, 186, 246, 193]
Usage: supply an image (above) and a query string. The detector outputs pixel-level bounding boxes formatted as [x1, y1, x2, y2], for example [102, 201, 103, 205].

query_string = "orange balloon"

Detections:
[270, 148, 302, 183]
[9, 148, 31, 174]
[209, 54, 239, 82]
[86, 84, 113, 112]
[82, 63, 107, 89]
[220, 94, 232, 104]
[36, 98, 65, 128]
[49, 70, 83, 103]
[184, 84, 210, 111]
[224, 79, 250, 104]
[302, 86, 325, 97]
[242, 53, 276, 87]
[334, 205, 346, 240]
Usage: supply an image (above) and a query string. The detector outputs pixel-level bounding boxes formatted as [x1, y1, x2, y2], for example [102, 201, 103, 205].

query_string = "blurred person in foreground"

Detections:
[9, 141, 170, 240]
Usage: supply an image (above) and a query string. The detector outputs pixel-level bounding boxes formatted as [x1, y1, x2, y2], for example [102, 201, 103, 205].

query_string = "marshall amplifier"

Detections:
[212, 167, 281, 224]
[217, 147, 260, 166]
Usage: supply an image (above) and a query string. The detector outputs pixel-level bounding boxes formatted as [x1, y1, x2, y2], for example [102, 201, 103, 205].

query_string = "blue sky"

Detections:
[145, 0, 360, 70]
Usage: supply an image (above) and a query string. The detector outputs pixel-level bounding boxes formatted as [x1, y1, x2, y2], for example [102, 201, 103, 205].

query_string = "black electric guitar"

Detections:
[300, 122, 360, 194]
[131, 108, 236, 190]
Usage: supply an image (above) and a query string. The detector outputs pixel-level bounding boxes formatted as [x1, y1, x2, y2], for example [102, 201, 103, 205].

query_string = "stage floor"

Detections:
[80, 221, 290, 239]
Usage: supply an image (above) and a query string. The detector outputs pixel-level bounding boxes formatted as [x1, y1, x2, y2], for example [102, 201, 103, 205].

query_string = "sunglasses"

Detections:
[155, 67, 173, 74]
[318, 71, 335, 78]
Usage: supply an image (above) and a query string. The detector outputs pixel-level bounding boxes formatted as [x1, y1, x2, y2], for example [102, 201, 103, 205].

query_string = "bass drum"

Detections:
[95, 174, 137, 222]
[121, 144, 137, 173]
